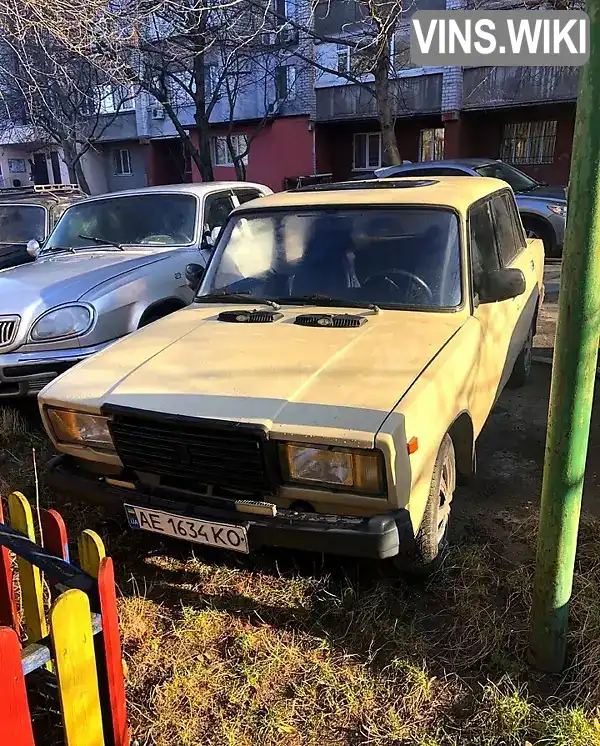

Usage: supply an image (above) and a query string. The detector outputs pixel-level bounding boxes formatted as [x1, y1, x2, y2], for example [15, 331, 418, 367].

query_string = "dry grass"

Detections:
[3, 404, 600, 746]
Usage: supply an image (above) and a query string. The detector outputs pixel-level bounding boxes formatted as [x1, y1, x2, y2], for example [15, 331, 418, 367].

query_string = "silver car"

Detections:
[375, 158, 567, 257]
[0, 181, 271, 397]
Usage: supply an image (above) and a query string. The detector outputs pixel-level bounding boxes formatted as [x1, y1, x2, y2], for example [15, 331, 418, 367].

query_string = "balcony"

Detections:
[315, 74, 442, 121]
[463, 66, 579, 110]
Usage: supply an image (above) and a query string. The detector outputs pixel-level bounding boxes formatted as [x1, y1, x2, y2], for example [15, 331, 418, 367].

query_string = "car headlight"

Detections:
[30, 304, 93, 342]
[280, 443, 384, 494]
[47, 408, 114, 450]
[548, 204, 567, 218]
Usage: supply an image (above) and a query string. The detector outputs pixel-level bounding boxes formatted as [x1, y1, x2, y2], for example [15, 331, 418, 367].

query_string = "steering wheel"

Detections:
[362, 268, 433, 304]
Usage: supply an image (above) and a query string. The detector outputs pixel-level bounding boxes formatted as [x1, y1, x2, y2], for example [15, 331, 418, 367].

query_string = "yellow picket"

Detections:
[50, 589, 105, 746]
[77, 530, 106, 579]
[8, 491, 48, 643]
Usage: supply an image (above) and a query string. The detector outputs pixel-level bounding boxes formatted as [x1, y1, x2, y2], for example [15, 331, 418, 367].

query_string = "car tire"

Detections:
[508, 323, 533, 388]
[400, 434, 456, 577]
[522, 217, 558, 258]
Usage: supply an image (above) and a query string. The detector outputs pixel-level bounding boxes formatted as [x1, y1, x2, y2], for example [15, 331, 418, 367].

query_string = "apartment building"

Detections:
[6, 0, 575, 194]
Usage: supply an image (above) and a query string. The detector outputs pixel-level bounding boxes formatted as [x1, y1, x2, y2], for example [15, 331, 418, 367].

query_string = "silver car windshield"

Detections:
[203, 208, 462, 310]
[0, 204, 46, 243]
[45, 194, 197, 251]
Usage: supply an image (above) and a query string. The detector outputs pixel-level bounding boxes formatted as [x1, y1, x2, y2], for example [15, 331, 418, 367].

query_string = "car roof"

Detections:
[82, 182, 268, 203]
[0, 184, 87, 206]
[235, 177, 509, 213]
[375, 158, 497, 177]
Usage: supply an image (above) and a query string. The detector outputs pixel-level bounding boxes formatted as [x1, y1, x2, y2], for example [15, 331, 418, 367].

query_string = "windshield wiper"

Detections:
[281, 293, 379, 312]
[42, 245, 76, 254]
[194, 290, 281, 310]
[78, 234, 124, 250]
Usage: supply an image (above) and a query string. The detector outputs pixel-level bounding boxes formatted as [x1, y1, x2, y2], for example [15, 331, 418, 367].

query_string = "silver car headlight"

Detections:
[47, 408, 114, 450]
[30, 304, 93, 342]
[279, 443, 384, 495]
[548, 204, 567, 218]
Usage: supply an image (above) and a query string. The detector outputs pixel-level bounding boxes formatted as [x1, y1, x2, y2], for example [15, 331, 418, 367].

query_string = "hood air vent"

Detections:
[218, 309, 283, 323]
[295, 313, 367, 328]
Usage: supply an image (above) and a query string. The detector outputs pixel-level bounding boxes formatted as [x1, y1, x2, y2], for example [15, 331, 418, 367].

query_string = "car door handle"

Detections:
[530, 259, 535, 271]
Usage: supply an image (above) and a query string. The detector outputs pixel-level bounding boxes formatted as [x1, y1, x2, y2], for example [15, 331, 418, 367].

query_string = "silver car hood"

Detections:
[0, 249, 172, 351]
[0, 249, 167, 312]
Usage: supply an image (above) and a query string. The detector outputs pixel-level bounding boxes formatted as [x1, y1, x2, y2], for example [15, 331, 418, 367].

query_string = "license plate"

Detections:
[124, 505, 249, 553]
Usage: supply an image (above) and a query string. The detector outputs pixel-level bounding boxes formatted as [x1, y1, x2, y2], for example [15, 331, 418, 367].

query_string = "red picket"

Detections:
[0, 627, 36, 746]
[98, 557, 129, 746]
[41, 508, 70, 562]
[0, 501, 18, 631]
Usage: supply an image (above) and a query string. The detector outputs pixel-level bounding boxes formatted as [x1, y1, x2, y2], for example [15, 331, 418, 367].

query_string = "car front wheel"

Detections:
[399, 434, 456, 576]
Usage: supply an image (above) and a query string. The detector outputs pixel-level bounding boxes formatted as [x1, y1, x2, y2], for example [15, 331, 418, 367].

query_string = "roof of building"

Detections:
[83, 182, 268, 202]
[237, 176, 510, 213]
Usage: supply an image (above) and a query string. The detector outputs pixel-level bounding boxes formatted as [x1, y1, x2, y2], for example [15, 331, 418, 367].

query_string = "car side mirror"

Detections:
[477, 268, 526, 303]
[185, 262, 205, 292]
[26, 239, 41, 258]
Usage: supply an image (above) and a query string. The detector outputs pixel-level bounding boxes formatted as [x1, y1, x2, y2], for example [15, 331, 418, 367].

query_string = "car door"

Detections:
[468, 198, 521, 431]
[489, 190, 538, 386]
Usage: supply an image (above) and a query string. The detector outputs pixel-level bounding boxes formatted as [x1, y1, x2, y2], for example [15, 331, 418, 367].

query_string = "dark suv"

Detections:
[0, 184, 88, 271]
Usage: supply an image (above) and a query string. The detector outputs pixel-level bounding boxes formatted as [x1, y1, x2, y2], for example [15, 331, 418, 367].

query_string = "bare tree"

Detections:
[0, 30, 137, 192]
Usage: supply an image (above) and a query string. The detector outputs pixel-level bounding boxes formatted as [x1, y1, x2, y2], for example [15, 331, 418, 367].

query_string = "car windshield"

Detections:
[0, 204, 46, 243]
[202, 208, 462, 310]
[45, 193, 197, 251]
[475, 162, 538, 192]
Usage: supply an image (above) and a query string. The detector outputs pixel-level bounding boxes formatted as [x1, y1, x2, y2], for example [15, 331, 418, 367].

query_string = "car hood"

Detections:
[516, 184, 566, 201]
[41, 304, 464, 447]
[0, 249, 167, 317]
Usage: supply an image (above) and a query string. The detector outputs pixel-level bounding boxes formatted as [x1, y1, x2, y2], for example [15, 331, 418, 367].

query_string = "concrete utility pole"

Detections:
[529, 1, 600, 672]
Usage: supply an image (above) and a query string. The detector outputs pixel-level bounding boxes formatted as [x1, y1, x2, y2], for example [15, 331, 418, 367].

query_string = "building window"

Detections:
[82, 85, 134, 116]
[212, 134, 249, 167]
[113, 149, 132, 176]
[275, 66, 297, 100]
[205, 65, 220, 98]
[501, 120, 557, 165]
[353, 132, 381, 170]
[420, 128, 445, 161]
[337, 44, 350, 73]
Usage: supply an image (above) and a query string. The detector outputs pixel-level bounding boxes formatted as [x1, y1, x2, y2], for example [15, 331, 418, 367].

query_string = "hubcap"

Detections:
[437, 456, 454, 545]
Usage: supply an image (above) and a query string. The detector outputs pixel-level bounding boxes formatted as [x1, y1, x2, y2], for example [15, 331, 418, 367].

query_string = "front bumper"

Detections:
[0, 341, 113, 397]
[46, 455, 416, 560]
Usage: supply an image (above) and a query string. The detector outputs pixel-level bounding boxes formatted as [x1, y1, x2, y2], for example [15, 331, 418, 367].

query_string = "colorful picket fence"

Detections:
[0, 491, 129, 746]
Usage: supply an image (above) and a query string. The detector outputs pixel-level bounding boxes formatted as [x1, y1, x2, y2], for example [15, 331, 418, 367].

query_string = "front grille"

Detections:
[110, 412, 275, 495]
[0, 316, 19, 347]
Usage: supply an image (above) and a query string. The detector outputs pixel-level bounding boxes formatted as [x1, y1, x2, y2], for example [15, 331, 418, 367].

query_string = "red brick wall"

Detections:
[461, 103, 575, 186]
[190, 116, 314, 192]
[315, 116, 443, 181]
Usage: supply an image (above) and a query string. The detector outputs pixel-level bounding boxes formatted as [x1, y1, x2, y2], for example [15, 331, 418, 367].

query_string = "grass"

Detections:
[2, 404, 600, 746]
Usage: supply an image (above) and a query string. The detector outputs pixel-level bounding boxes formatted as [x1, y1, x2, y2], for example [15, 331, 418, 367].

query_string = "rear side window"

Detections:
[235, 189, 263, 204]
[491, 193, 521, 265]
[469, 201, 499, 291]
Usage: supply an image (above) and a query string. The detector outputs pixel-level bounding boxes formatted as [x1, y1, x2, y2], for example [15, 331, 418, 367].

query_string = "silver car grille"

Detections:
[0, 316, 19, 347]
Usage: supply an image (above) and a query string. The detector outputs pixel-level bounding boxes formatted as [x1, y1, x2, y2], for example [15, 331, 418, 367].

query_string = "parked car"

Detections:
[0, 184, 87, 271]
[40, 176, 543, 574]
[0, 181, 271, 396]
[375, 158, 566, 257]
